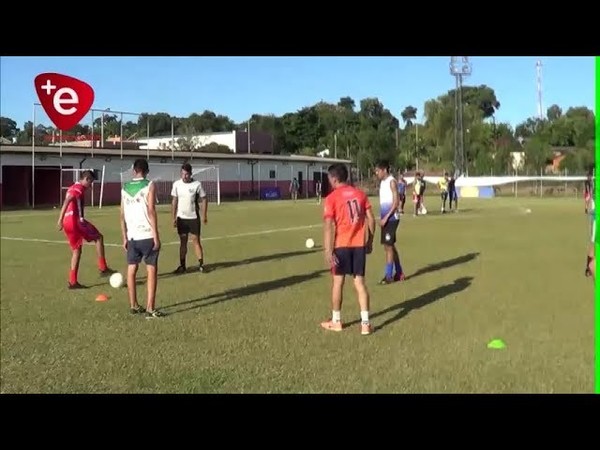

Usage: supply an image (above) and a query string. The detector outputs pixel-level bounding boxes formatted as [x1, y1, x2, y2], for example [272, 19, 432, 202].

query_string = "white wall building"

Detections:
[0, 145, 350, 208]
[137, 131, 236, 151]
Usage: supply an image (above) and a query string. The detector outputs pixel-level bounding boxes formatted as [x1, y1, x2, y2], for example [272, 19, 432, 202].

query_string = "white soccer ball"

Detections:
[305, 238, 315, 249]
[109, 272, 124, 288]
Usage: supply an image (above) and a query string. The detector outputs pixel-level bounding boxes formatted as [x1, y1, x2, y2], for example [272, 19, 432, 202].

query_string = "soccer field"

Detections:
[0, 197, 594, 393]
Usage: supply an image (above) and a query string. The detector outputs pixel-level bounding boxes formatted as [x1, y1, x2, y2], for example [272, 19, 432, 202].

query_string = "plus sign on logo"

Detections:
[34, 73, 95, 131]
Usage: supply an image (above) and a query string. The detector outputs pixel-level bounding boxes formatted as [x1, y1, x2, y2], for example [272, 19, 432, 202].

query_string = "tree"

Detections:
[0, 84, 593, 177]
[337, 96, 355, 112]
[400, 106, 417, 128]
[523, 136, 552, 173]
[0, 116, 18, 139]
[546, 104, 562, 121]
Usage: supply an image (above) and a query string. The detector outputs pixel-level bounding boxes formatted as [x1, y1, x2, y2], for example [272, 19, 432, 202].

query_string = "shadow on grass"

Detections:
[406, 252, 479, 280]
[419, 208, 474, 216]
[111, 248, 322, 287]
[208, 248, 320, 271]
[163, 269, 329, 315]
[348, 276, 474, 331]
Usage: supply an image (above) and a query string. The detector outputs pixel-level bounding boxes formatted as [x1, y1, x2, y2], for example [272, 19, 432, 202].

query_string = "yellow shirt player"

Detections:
[438, 172, 450, 213]
[412, 173, 425, 216]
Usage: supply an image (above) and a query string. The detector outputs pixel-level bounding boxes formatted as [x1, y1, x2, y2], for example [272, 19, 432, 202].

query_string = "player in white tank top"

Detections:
[375, 161, 405, 284]
[120, 159, 163, 318]
[379, 175, 399, 223]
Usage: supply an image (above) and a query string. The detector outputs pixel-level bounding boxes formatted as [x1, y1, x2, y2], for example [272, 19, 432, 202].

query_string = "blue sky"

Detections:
[0, 56, 595, 130]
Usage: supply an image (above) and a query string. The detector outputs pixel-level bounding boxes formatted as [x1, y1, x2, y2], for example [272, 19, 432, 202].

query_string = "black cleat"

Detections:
[130, 305, 146, 315]
[68, 282, 87, 290]
[585, 268, 592, 277]
[100, 268, 117, 277]
[173, 266, 186, 275]
[198, 264, 206, 273]
[378, 277, 394, 285]
[146, 309, 166, 319]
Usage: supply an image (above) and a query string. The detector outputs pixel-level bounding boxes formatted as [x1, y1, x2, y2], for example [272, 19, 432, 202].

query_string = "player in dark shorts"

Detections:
[316, 180, 322, 204]
[321, 163, 376, 335]
[448, 175, 458, 211]
[396, 171, 407, 214]
[171, 163, 208, 273]
[121, 159, 163, 318]
[376, 161, 404, 283]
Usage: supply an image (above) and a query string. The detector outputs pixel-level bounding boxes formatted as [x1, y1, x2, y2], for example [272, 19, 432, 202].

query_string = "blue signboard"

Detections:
[260, 187, 281, 200]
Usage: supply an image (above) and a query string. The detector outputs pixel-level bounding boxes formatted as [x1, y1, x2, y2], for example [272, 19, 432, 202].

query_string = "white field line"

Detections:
[0, 200, 322, 219]
[0, 224, 321, 248]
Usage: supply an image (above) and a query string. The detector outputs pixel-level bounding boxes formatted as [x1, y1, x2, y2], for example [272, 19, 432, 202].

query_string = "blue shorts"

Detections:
[332, 247, 367, 277]
[127, 238, 159, 266]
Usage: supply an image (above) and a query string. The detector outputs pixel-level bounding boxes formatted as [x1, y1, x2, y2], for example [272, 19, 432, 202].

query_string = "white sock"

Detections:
[332, 310, 341, 323]
[360, 311, 369, 324]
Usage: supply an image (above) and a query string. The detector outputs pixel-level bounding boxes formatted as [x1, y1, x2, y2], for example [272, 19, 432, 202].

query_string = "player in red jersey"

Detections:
[321, 163, 376, 335]
[56, 170, 115, 289]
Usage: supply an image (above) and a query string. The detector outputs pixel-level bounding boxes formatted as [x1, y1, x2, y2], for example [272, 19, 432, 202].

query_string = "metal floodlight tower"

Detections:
[449, 56, 472, 178]
[536, 59, 544, 120]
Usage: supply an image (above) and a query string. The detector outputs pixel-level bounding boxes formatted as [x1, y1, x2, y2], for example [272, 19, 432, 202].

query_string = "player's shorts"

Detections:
[63, 218, 101, 250]
[176, 217, 201, 236]
[380, 220, 399, 245]
[127, 238, 159, 266]
[332, 246, 366, 277]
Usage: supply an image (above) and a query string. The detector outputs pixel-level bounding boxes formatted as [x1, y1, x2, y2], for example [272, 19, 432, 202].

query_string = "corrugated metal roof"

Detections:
[0, 145, 352, 164]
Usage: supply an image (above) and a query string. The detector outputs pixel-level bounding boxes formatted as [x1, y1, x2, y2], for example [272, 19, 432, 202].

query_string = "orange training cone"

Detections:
[95, 293, 109, 302]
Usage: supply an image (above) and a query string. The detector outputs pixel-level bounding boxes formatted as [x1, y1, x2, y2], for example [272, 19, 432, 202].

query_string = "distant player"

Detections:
[120, 159, 163, 318]
[375, 161, 405, 284]
[587, 216, 595, 279]
[585, 172, 595, 278]
[316, 180, 322, 204]
[396, 171, 407, 215]
[290, 178, 299, 201]
[413, 172, 424, 216]
[56, 170, 114, 289]
[448, 174, 458, 212]
[584, 172, 593, 214]
[321, 163, 376, 335]
[438, 172, 450, 213]
[171, 163, 208, 274]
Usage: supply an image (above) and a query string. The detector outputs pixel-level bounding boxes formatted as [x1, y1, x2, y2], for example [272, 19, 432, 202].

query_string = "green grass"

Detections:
[0, 197, 594, 393]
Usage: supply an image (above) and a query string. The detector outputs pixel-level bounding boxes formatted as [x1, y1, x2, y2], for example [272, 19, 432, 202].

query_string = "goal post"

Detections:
[59, 166, 106, 208]
[119, 163, 221, 205]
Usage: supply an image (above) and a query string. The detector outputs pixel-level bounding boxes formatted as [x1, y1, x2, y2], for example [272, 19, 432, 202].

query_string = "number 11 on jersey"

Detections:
[346, 198, 361, 223]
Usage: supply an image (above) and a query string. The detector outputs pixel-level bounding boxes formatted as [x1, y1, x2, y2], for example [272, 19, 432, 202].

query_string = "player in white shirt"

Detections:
[120, 158, 163, 318]
[374, 160, 405, 284]
[171, 163, 208, 274]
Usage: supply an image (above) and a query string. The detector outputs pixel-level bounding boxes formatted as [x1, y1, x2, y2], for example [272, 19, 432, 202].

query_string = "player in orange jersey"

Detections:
[321, 163, 376, 335]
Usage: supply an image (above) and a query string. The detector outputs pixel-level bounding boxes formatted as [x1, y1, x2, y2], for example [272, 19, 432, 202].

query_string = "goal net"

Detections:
[119, 163, 221, 205]
[60, 166, 106, 209]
